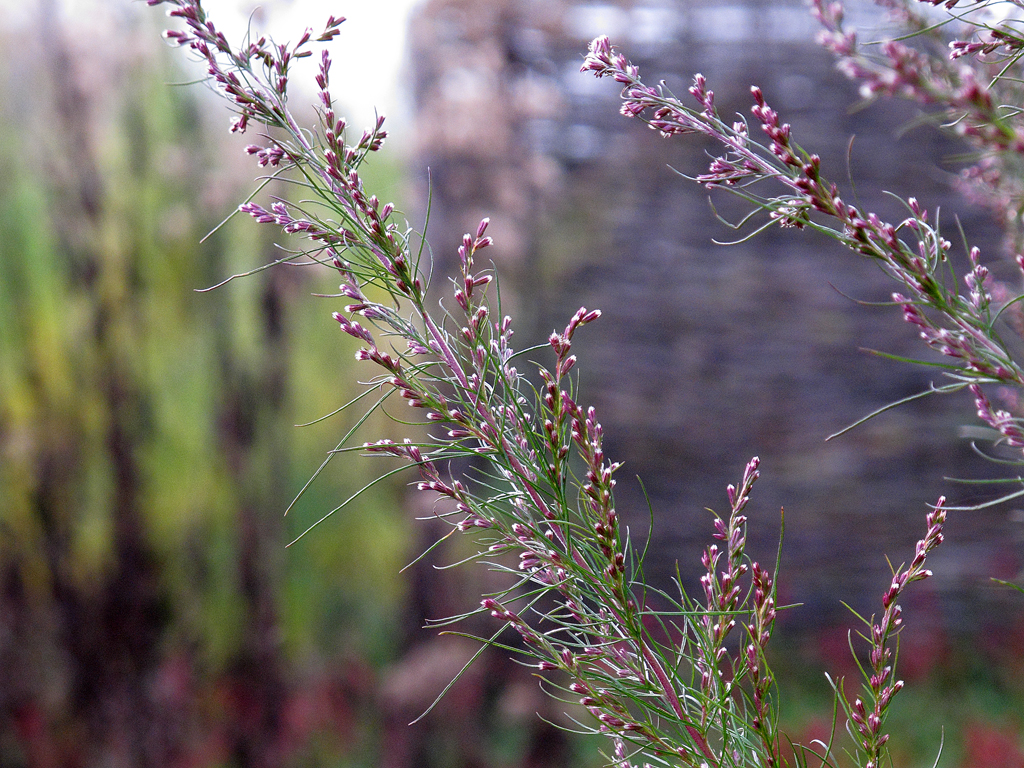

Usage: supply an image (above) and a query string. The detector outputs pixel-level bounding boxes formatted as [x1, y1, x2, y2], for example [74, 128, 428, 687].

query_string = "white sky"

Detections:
[213, 0, 424, 128]
[1, 0, 422, 130]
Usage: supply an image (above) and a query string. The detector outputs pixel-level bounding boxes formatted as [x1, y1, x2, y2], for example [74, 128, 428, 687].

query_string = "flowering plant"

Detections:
[146, 0, 998, 766]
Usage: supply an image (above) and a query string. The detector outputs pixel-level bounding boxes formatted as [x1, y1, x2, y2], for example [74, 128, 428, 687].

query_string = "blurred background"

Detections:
[0, 0, 1021, 766]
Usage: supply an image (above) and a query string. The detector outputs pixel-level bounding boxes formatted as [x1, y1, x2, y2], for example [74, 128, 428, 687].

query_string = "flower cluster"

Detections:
[812, 0, 1024, 253]
[808, 0, 1024, 467]
[581, 10, 1002, 766]
[153, 2, 962, 768]
[154, 4, 786, 765]
[149, 0, 403, 305]
[839, 498, 947, 768]
[150, 0, 343, 134]
[583, 31, 1024, 453]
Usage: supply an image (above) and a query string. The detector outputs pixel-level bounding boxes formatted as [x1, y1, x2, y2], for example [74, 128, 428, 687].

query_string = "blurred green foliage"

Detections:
[0, 9, 411, 764]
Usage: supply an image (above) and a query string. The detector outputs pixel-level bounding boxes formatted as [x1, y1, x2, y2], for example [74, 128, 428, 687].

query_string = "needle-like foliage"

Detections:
[148, 2, 967, 766]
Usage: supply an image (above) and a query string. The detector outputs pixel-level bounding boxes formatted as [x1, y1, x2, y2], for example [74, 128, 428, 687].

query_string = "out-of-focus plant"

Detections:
[0, 12, 411, 764]
[143, 1, 1005, 767]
